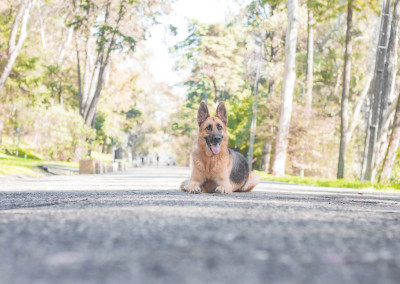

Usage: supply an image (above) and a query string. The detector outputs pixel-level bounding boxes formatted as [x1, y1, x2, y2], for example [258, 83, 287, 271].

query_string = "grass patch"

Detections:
[91, 151, 113, 163]
[0, 153, 44, 177]
[0, 137, 112, 177]
[255, 171, 400, 191]
[0, 153, 78, 177]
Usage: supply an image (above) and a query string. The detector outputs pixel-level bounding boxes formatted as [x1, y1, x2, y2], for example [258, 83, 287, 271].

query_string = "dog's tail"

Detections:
[238, 172, 260, 192]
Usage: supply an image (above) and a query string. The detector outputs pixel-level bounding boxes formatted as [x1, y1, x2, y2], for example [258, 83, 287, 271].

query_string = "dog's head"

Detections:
[197, 101, 228, 155]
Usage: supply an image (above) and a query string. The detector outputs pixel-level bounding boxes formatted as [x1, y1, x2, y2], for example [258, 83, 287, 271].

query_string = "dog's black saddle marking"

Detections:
[229, 148, 249, 185]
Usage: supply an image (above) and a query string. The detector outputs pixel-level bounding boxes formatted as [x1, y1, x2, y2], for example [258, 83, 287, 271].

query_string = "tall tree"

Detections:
[379, 91, 400, 181]
[0, 0, 35, 90]
[246, 32, 265, 170]
[378, 0, 400, 134]
[72, 0, 164, 126]
[306, 2, 314, 113]
[378, 0, 400, 181]
[271, 0, 298, 176]
[245, 0, 268, 170]
[337, 0, 353, 179]
[174, 21, 244, 106]
[362, 0, 392, 181]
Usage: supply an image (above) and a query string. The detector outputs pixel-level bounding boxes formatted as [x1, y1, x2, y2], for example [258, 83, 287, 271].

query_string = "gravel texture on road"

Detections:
[1, 167, 400, 284]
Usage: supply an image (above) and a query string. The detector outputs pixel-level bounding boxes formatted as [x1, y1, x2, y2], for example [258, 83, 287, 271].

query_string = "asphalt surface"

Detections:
[1, 167, 400, 284]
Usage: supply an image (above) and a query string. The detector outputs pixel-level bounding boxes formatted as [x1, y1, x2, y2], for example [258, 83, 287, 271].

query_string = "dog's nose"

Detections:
[212, 135, 222, 144]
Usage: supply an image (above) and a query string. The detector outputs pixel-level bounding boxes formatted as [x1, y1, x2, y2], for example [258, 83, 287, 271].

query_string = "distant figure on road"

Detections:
[156, 155, 159, 166]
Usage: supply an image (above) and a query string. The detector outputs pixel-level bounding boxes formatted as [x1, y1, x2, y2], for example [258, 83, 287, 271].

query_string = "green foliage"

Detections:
[14, 106, 95, 161]
[174, 20, 245, 103]
[4, 147, 41, 160]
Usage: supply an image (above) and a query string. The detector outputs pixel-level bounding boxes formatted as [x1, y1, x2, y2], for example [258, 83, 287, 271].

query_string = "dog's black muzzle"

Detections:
[206, 134, 223, 155]
[210, 134, 222, 144]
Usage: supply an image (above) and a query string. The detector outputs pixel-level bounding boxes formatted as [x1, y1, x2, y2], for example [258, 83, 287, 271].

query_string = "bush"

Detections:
[21, 106, 95, 161]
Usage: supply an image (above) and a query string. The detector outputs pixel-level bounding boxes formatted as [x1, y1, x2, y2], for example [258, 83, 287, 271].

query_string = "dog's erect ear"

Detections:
[216, 102, 228, 125]
[197, 102, 210, 126]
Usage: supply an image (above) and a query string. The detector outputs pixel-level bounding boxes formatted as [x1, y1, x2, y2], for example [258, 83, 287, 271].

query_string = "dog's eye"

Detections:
[206, 125, 212, 131]
[217, 124, 222, 130]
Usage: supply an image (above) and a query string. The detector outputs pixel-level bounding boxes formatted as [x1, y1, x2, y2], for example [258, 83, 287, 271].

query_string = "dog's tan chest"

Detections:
[194, 153, 228, 177]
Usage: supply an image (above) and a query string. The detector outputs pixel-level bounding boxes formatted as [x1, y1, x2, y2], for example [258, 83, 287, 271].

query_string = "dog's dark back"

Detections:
[229, 148, 249, 185]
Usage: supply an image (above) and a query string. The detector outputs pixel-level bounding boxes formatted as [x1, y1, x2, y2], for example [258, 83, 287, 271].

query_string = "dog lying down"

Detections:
[180, 101, 259, 194]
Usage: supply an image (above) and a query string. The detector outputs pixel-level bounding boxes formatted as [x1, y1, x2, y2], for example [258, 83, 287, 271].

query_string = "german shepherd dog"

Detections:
[180, 102, 259, 194]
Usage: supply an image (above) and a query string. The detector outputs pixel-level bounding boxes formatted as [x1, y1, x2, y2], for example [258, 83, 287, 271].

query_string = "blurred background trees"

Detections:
[1, 0, 400, 184]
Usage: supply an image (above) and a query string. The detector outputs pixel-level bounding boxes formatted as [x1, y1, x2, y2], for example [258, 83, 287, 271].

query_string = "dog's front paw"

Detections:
[188, 185, 202, 194]
[215, 185, 230, 194]
[182, 182, 202, 194]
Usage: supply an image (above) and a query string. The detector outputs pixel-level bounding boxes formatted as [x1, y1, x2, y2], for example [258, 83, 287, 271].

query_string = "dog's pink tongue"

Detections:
[211, 144, 220, 155]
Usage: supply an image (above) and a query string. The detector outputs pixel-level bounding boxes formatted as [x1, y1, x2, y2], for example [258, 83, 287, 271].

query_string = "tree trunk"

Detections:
[379, 92, 400, 181]
[0, 119, 3, 147]
[362, 0, 392, 181]
[81, 36, 92, 116]
[268, 31, 276, 98]
[271, 0, 298, 176]
[58, 25, 74, 66]
[268, 79, 275, 97]
[345, 17, 379, 143]
[76, 40, 83, 114]
[262, 141, 272, 172]
[247, 38, 264, 170]
[337, 0, 353, 179]
[306, 8, 314, 113]
[38, 0, 47, 49]
[0, 0, 34, 90]
[377, 0, 400, 181]
[247, 94, 258, 171]
[84, 48, 107, 126]
[81, 0, 125, 126]
[212, 79, 218, 103]
[372, 0, 400, 179]
[378, 0, 400, 136]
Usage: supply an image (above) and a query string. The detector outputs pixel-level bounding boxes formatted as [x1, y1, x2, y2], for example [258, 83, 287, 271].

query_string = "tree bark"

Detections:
[38, 0, 47, 49]
[306, 8, 314, 113]
[83, 0, 126, 126]
[212, 79, 218, 103]
[247, 93, 258, 171]
[247, 36, 264, 170]
[362, 0, 392, 181]
[345, 17, 379, 143]
[372, 0, 400, 180]
[378, 0, 400, 181]
[262, 141, 272, 172]
[0, 0, 34, 90]
[378, 0, 400, 136]
[58, 25, 74, 66]
[379, 92, 400, 181]
[268, 31, 276, 98]
[0, 119, 3, 147]
[81, 36, 93, 116]
[76, 40, 83, 114]
[82, 1, 111, 125]
[271, 0, 298, 176]
[337, 0, 353, 179]
[84, 50, 108, 126]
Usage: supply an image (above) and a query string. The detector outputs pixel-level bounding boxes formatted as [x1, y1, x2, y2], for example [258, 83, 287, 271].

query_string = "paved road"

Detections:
[1, 167, 400, 284]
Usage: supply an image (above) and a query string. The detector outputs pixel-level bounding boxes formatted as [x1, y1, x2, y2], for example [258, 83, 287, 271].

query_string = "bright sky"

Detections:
[144, 0, 243, 88]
